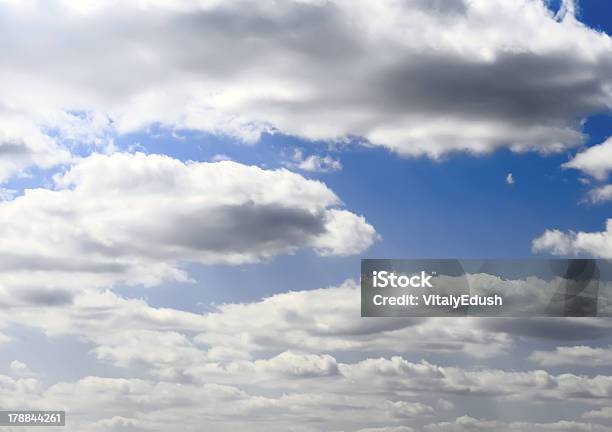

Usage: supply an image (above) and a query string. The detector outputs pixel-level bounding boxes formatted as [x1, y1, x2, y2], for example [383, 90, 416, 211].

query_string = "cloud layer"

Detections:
[0, 0, 611, 177]
[1, 281, 612, 431]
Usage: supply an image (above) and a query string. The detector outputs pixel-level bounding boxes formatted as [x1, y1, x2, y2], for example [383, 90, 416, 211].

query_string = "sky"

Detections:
[0, 0, 612, 431]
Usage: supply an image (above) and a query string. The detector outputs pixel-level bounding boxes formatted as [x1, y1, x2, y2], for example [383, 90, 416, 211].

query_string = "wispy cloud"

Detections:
[286, 149, 342, 173]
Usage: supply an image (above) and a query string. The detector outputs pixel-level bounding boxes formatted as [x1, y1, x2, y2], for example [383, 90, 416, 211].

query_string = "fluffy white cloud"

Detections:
[194, 280, 512, 358]
[0, 0, 610, 164]
[0, 152, 377, 295]
[341, 356, 612, 402]
[530, 345, 612, 367]
[564, 137, 612, 181]
[532, 219, 612, 258]
[0, 281, 507, 375]
[0, 280, 610, 431]
[0, 366, 441, 431]
[4, 350, 612, 432]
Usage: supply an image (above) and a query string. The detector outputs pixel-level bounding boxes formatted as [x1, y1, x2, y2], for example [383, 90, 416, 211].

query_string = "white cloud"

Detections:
[0, 280, 610, 431]
[0, 280, 510, 374]
[92, 330, 207, 371]
[0, 290, 207, 341]
[532, 219, 612, 258]
[530, 345, 612, 367]
[0, 281, 510, 383]
[583, 406, 612, 420]
[506, 173, 515, 185]
[309, 209, 379, 255]
[0, 0, 609, 162]
[0, 369, 441, 432]
[3, 347, 612, 432]
[564, 137, 612, 181]
[532, 229, 576, 255]
[194, 280, 512, 358]
[0, 152, 377, 295]
[588, 184, 612, 203]
[288, 149, 342, 173]
[252, 351, 340, 378]
[341, 356, 612, 402]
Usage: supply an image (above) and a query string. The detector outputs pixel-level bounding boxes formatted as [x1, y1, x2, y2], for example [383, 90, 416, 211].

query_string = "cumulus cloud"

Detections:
[2, 1, 611, 430]
[0, 152, 377, 295]
[0, 364, 440, 431]
[5, 351, 612, 431]
[194, 280, 512, 358]
[0, 281, 513, 382]
[532, 219, 612, 258]
[0, 280, 610, 431]
[530, 345, 612, 366]
[251, 351, 340, 378]
[0, 0, 609, 166]
[342, 356, 612, 402]
[38, 277, 607, 387]
[564, 137, 612, 181]
[506, 173, 515, 185]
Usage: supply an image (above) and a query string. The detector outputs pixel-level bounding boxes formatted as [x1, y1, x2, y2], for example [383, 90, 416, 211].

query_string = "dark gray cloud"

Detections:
[15, 288, 74, 306]
[369, 52, 611, 124]
[0, 253, 127, 273]
[154, 203, 327, 254]
[0, 141, 31, 156]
